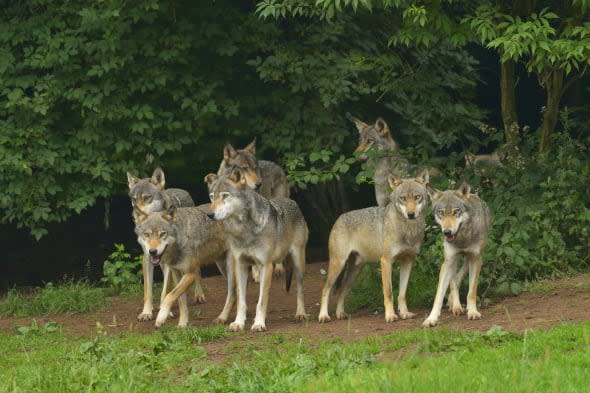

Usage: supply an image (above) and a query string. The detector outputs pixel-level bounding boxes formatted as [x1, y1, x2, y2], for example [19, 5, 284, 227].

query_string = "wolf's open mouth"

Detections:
[150, 254, 161, 265]
[444, 223, 461, 243]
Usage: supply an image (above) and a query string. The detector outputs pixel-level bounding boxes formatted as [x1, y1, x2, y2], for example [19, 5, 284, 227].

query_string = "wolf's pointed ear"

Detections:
[127, 171, 140, 190]
[151, 167, 166, 189]
[223, 143, 238, 163]
[374, 117, 391, 137]
[426, 183, 442, 201]
[245, 138, 256, 155]
[162, 205, 177, 223]
[457, 181, 471, 198]
[416, 169, 430, 185]
[352, 118, 369, 133]
[204, 173, 218, 190]
[387, 174, 403, 190]
[132, 206, 148, 225]
[229, 167, 247, 187]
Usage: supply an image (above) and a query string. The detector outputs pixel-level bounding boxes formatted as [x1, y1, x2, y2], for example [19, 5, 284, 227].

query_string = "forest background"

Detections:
[1, 0, 589, 296]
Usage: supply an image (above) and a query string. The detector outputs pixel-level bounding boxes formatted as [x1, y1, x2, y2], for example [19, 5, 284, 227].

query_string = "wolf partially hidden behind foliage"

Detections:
[318, 170, 430, 323]
[127, 167, 200, 322]
[134, 206, 235, 327]
[207, 168, 308, 332]
[465, 151, 504, 177]
[353, 117, 410, 208]
[422, 181, 492, 327]
[214, 139, 290, 281]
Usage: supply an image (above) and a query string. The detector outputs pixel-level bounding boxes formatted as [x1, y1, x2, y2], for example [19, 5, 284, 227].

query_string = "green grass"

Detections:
[2, 318, 590, 393]
[0, 281, 107, 317]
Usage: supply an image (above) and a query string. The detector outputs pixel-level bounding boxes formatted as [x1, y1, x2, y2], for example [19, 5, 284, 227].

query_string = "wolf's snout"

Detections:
[149, 249, 158, 256]
[407, 212, 416, 219]
[207, 212, 215, 219]
[443, 229, 453, 236]
[255, 182, 262, 190]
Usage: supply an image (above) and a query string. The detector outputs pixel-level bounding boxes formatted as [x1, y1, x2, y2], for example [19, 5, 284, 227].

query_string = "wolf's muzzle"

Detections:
[407, 212, 416, 219]
[207, 212, 215, 220]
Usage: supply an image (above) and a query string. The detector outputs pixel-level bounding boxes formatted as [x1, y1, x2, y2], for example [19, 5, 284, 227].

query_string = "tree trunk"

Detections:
[539, 69, 564, 153]
[500, 59, 519, 147]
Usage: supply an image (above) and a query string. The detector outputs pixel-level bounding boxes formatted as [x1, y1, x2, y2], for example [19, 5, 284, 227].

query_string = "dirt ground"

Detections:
[2, 261, 590, 357]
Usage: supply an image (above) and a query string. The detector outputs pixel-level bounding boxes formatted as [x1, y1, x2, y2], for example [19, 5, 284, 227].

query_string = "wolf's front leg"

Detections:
[155, 270, 195, 328]
[251, 261, 273, 332]
[466, 254, 483, 320]
[138, 254, 155, 321]
[422, 255, 457, 327]
[380, 256, 398, 322]
[397, 257, 415, 320]
[229, 260, 249, 332]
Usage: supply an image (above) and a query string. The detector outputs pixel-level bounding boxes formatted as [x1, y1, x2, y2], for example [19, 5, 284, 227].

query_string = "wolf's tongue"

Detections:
[150, 255, 160, 265]
[445, 234, 456, 243]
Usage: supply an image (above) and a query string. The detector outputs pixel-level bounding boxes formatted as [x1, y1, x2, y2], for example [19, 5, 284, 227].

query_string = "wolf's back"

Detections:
[165, 188, 195, 208]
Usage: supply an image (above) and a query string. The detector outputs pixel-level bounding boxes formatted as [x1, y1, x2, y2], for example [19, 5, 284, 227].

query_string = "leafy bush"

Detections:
[101, 243, 142, 295]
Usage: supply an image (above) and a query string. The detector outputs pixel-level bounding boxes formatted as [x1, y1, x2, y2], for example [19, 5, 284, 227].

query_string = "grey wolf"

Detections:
[214, 139, 290, 280]
[127, 167, 198, 322]
[217, 139, 290, 199]
[422, 181, 491, 327]
[353, 117, 409, 207]
[134, 205, 235, 327]
[465, 151, 503, 176]
[207, 168, 308, 332]
[318, 170, 430, 323]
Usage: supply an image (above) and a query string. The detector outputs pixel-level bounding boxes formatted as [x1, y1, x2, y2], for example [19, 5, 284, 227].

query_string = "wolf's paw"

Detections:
[193, 293, 206, 304]
[318, 314, 332, 323]
[251, 323, 267, 332]
[422, 317, 439, 327]
[137, 312, 153, 322]
[385, 312, 399, 323]
[273, 262, 285, 278]
[467, 310, 482, 320]
[177, 320, 189, 328]
[213, 317, 227, 325]
[398, 311, 416, 320]
[335, 311, 349, 320]
[228, 322, 245, 332]
[294, 313, 306, 322]
[451, 305, 464, 316]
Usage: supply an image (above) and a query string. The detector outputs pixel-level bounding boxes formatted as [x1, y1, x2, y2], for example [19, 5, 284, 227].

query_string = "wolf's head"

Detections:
[387, 169, 429, 219]
[353, 117, 396, 161]
[428, 182, 472, 243]
[205, 168, 249, 221]
[222, 139, 263, 191]
[127, 167, 167, 215]
[134, 205, 178, 266]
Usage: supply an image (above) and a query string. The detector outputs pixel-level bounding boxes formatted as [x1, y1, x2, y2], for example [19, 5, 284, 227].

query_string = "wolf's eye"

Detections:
[143, 232, 150, 238]
[399, 196, 407, 202]
[415, 195, 422, 201]
[437, 209, 445, 216]
[159, 231, 167, 238]
[452, 208, 461, 216]
[221, 193, 230, 200]
[143, 195, 152, 202]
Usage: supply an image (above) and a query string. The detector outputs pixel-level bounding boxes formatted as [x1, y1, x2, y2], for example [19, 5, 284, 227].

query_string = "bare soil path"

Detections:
[2, 262, 590, 358]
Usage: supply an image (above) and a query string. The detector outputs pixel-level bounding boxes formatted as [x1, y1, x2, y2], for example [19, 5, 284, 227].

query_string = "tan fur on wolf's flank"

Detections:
[126, 167, 198, 322]
[134, 206, 234, 328]
[422, 182, 492, 327]
[318, 170, 430, 324]
[208, 169, 308, 332]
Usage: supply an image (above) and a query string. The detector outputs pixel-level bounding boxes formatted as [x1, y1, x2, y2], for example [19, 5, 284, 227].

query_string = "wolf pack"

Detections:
[126, 117, 492, 332]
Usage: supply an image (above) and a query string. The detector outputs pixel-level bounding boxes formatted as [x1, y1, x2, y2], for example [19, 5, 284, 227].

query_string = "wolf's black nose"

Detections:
[149, 249, 157, 256]
[207, 212, 215, 219]
[443, 229, 452, 236]
[255, 182, 262, 190]
[407, 212, 415, 219]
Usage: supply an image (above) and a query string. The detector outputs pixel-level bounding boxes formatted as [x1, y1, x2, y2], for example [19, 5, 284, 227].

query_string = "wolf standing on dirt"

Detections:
[207, 169, 308, 332]
[215, 138, 290, 280]
[318, 170, 430, 324]
[422, 181, 491, 327]
[353, 117, 409, 207]
[134, 205, 234, 328]
[126, 167, 196, 321]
